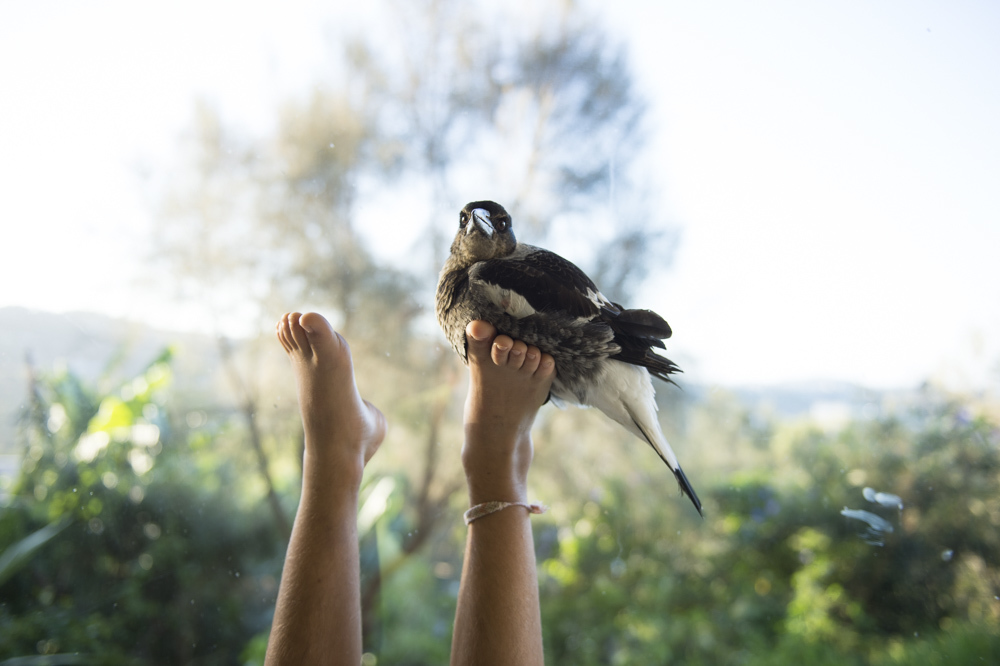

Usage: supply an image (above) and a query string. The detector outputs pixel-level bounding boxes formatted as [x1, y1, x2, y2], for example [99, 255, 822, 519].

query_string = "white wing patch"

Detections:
[479, 281, 537, 318]
[586, 288, 614, 311]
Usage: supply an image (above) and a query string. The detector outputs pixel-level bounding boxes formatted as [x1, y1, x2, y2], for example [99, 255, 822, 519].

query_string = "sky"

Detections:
[1, 0, 998, 391]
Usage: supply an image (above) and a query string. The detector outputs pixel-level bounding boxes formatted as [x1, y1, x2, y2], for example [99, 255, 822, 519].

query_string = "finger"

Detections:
[491, 335, 514, 366]
[277, 313, 296, 352]
[287, 312, 310, 351]
[522, 345, 542, 374]
[537, 352, 556, 379]
[466, 320, 497, 361]
[506, 339, 528, 369]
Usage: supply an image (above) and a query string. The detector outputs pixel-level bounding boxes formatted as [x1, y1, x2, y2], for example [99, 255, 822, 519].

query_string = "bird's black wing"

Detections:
[471, 247, 618, 319]
[472, 246, 681, 382]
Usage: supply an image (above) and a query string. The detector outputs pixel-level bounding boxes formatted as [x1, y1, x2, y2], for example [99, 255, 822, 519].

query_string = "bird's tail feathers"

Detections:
[638, 351, 682, 385]
[624, 404, 703, 517]
[591, 361, 702, 515]
[608, 308, 681, 384]
[671, 466, 703, 517]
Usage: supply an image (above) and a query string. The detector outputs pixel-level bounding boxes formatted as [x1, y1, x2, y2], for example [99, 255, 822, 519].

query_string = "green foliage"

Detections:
[529, 397, 1000, 665]
[375, 554, 457, 665]
[0, 517, 70, 588]
[5, 345, 998, 664]
[1, 355, 281, 665]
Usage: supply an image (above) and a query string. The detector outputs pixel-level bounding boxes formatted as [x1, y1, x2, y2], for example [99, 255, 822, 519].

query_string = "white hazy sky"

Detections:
[1, 0, 998, 390]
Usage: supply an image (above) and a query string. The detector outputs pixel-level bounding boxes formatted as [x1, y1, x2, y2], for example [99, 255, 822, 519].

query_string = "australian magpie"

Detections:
[436, 200, 702, 516]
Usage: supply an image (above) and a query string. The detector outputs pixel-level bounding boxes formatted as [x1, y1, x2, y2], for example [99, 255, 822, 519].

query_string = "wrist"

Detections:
[462, 446, 530, 505]
[462, 424, 534, 504]
[302, 448, 366, 495]
[465, 474, 528, 506]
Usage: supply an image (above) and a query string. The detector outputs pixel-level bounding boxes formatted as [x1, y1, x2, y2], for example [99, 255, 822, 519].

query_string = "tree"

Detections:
[148, 0, 667, 650]
[345, 0, 669, 298]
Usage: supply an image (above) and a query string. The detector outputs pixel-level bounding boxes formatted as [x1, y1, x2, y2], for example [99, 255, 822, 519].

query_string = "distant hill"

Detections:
[0, 307, 227, 453]
[732, 381, 886, 424]
[1, 307, 924, 458]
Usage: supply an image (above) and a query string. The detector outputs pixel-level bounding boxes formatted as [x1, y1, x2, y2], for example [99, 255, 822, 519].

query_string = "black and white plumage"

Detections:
[436, 200, 702, 515]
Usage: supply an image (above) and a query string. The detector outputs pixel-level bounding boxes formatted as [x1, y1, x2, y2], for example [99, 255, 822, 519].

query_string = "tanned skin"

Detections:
[266, 314, 551, 666]
[452, 319, 553, 666]
[267, 312, 386, 665]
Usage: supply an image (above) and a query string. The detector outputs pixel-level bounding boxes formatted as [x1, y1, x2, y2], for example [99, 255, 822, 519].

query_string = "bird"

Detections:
[436, 200, 702, 516]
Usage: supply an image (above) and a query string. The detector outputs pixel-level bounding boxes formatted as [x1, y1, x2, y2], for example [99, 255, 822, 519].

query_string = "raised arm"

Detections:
[451, 320, 554, 666]
[267, 312, 386, 666]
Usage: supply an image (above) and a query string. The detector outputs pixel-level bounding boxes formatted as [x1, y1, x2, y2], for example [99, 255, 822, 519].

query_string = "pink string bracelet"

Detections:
[464, 501, 547, 525]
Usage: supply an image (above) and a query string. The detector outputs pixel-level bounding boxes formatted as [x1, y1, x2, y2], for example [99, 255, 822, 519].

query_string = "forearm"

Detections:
[451, 434, 544, 666]
[450, 322, 551, 665]
[266, 459, 364, 666]
[451, 507, 544, 666]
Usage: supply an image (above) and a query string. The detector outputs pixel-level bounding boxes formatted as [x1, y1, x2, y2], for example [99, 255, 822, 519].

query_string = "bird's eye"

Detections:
[459, 212, 469, 228]
[495, 218, 507, 232]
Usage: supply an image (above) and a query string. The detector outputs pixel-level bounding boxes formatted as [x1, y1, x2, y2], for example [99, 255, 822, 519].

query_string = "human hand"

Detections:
[277, 312, 386, 488]
[462, 320, 555, 503]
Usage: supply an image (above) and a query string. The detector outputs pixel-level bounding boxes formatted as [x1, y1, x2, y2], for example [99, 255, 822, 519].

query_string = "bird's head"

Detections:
[449, 200, 516, 264]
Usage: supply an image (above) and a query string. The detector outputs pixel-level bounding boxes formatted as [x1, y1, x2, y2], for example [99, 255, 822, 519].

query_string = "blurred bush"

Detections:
[532, 393, 1000, 664]
[3, 350, 997, 664]
[1, 352, 282, 665]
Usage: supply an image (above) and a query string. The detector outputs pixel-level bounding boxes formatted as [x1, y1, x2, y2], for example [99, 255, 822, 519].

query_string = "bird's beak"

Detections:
[467, 208, 494, 238]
